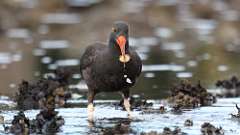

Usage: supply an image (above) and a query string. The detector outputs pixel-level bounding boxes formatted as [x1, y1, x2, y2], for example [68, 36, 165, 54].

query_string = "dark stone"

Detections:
[184, 119, 193, 127]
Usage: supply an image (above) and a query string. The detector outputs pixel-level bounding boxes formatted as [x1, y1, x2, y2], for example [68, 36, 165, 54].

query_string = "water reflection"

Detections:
[33, 49, 46, 56]
[142, 64, 185, 72]
[39, 40, 70, 49]
[66, 0, 104, 8]
[41, 13, 81, 24]
[56, 59, 80, 67]
[6, 28, 30, 39]
[0, 52, 22, 64]
[0, 53, 11, 64]
[176, 72, 192, 78]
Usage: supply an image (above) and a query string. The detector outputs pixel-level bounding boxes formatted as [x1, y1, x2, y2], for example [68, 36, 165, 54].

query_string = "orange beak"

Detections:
[116, 35, 126, 56]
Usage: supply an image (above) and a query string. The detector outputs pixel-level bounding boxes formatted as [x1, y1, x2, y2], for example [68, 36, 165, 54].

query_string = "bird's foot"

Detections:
[87, 103, 94, 122]
[124, 98, 132, 119]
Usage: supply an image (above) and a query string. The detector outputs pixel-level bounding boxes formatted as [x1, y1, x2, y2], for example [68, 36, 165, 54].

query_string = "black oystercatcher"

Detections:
[80, 21, 142, 120]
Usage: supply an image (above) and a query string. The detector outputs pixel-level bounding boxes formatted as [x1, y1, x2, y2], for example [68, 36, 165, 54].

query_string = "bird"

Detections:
[80, 21, 142, 121]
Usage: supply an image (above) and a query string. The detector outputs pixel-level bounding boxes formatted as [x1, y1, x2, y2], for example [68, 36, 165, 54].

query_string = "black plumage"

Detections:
[80, 21, 142, 120]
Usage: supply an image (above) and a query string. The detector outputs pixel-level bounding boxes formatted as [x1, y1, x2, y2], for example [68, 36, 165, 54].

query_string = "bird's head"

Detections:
[110, 21, 130, 63]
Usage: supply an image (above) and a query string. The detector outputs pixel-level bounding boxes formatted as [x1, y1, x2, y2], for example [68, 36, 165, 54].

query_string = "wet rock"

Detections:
[184, 119, 193, 127]
[215, 76, 240, 97]
[15, 68, 72, 110]
[162, 127, 185, 135]
[231, 104, 240, 119]
[91, 118, 136, 135]
[140, 131, 161, 135]
[168, 80, 216, 109]
[117, 94, 153, 111]
[140, 127, 186, 135]
[170, 104, 183, 114]
[201, 122, 224, 135]
[141, 104, 166, 114]
[100, 120, 134, 135]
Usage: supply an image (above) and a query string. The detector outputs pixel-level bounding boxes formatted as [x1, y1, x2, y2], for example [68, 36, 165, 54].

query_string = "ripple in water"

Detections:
[40, 40, 70, 49]
[142, 64, 185, 72]
[41, 13, 81, 24]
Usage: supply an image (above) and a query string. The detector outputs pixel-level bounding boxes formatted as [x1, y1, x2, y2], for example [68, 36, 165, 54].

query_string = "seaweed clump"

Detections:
[201, 122, 224, 135]
[6, 109, 64, 134]
[215, 76, 240, 97]
[6, 111, 30, 134]
[168, 80, 216, 109]
[7, 68, 70, 134]
[15, 68, 72, 110]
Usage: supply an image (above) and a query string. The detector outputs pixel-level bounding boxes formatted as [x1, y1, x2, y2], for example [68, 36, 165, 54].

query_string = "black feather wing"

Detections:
[130, 48, 142, 77]
[80, 43, 106, 75]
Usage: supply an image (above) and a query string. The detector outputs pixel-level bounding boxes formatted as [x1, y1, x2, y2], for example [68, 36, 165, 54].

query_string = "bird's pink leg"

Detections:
[87, 91, 95, 122]
[124, 98, 131, 117]
[122, 89, 132, 118]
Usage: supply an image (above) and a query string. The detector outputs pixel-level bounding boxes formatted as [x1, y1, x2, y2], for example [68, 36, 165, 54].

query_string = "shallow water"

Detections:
[0, 0, 239, 98]
[0, 97, 240, 134]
